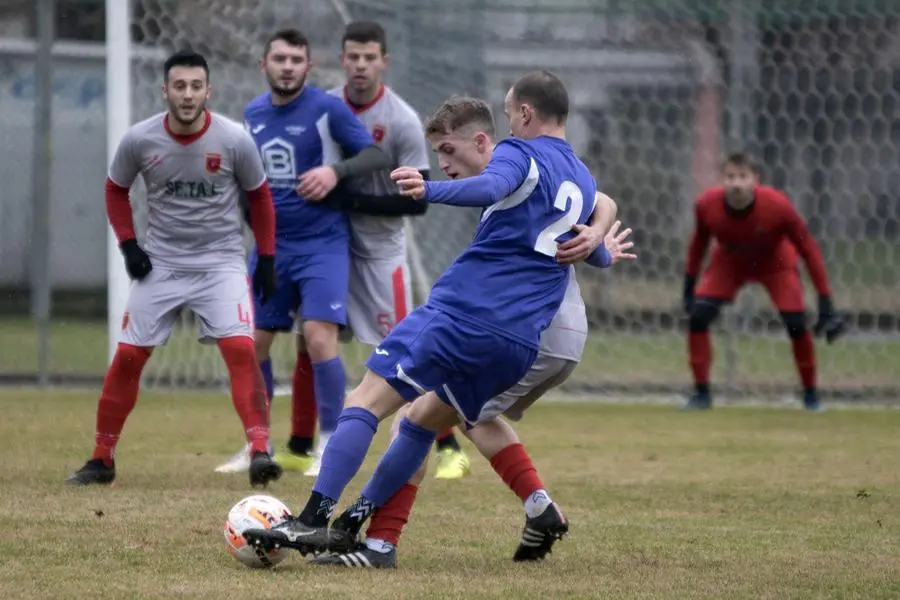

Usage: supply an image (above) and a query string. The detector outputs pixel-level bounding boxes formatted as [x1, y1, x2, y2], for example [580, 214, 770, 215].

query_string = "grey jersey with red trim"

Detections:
[328, 86, 430, 259]
[108, 111, 266, 272]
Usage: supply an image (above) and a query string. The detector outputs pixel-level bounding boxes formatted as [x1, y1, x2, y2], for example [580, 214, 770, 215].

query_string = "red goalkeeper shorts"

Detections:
[695, 252, 806, 312]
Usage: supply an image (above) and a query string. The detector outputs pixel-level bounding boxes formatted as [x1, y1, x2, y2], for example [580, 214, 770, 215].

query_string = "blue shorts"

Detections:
[366, 304, 537, 425]
[250, 250, 349, 331]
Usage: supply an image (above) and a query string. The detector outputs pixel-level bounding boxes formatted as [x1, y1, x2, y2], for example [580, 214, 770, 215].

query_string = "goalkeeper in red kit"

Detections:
[682, 153, 845, 411]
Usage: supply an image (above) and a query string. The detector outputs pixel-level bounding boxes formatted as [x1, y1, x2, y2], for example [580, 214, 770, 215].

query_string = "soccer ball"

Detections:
[223, 494, 292, 568]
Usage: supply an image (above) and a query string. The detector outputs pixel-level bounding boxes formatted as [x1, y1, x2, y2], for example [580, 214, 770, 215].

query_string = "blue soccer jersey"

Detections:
[425, 136, 597, 349]
[243, 86, 375, 254]
[244, 86, 374, 329]
[366, 135, 596, 423]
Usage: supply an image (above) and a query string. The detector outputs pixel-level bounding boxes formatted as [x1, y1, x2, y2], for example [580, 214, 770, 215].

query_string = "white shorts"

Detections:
[476, 354, 577, 424]
[342, 255, 413, 346]
[120, 268, 254, 347]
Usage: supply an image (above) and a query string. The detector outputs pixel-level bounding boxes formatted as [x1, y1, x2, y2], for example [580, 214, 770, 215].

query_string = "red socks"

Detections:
[688, 330, 712, 388]
[92, 343, 151, 465]
[365, 483, 419, 547]
[292, 352, 317, 439]
[791, 330, 817, 390]
[218, 337, 269, 454]
[489, 443, 544, 502]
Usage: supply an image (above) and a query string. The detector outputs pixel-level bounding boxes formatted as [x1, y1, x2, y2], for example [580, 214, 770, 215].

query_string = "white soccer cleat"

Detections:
[215, 444, 251, 473]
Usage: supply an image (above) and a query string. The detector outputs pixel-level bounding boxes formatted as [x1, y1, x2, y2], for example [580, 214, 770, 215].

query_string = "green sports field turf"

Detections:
[1, 389, 897, 599]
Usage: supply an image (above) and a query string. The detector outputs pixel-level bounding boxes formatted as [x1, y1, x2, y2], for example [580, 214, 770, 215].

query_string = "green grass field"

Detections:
[2, 318, 899, 393]
[1, 389, 898, 599]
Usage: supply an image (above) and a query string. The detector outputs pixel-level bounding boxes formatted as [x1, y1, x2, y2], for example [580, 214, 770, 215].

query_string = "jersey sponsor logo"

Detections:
[372, 124, 386, 143]
[205, 152, 222, 174]
[164, 180, 223, 198]
[285, 124, 306, 136]
[259, 137, 296, 188]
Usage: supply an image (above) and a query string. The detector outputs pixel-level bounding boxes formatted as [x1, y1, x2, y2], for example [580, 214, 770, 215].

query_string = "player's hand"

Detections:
[253, 255, 278, 305]
[556, 223, 605, 264]
[813, 295, 846, 343]
[391, 166, 426, 200]
[120, 239, 152, 281]
[602, 221, 637, 265]
[682, 275, 697, 314]
[297, 166, 338, 202]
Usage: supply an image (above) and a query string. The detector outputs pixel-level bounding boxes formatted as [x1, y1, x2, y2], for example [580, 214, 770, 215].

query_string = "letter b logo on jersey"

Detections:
[260, 137, 296, 186]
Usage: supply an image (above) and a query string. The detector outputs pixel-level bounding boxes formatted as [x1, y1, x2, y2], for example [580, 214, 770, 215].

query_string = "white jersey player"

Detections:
[284, 22, 472, 479]
[307, 96, 636, 568]
[64, 50, 283, 489]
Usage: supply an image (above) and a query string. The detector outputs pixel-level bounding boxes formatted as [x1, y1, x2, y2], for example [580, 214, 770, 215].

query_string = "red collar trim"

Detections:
[164, 109, 212, 145]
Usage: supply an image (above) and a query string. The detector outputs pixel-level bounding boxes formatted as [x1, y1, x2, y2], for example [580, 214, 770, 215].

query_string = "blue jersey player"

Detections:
[242, 71, 596, 557]
[216, 29, 392, 475]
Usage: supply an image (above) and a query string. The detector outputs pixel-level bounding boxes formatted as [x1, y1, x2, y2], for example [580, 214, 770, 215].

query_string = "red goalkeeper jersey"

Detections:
[685, 185, 831, 296]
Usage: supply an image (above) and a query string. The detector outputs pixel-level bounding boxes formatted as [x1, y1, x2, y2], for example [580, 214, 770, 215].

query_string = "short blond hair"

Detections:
[424, 96, 496, 139]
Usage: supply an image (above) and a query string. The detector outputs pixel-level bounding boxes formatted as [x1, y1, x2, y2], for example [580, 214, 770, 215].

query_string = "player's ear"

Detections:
[161, 83, 167, 99]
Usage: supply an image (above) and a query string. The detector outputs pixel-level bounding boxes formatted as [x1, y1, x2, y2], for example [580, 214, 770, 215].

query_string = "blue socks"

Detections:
[313, 357, 346, 434]
[360, 418, 437, 507]
[311, 406, 379, 506]
[259, 358, 274, 401]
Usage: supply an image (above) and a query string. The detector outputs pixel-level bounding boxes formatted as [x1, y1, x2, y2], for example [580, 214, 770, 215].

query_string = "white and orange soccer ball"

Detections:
[223, 494, 292, 568]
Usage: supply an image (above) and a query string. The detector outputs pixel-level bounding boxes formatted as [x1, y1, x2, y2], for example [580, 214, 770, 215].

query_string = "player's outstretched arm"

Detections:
[683, 200, 712, 313]
[320, 170, 431, 217]
[393, 141, 530, 207]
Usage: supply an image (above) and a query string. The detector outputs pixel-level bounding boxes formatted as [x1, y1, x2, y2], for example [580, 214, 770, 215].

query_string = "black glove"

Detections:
[120, 239, 152, 281]
[683, 275, 696, 314]
[253, 255, 278, 305]
[813, 295, 845, 343]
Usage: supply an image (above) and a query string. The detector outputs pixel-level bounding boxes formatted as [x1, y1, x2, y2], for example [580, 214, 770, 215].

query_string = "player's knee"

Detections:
[689, 300, 721, 332]
[302, 320, 339, 359]
[114, 343, 152, 370]
[342, 371, 405, 421]
[406, 392, 459, 433]
[218, 336, 257, 365]
[780, 312, 808, 339]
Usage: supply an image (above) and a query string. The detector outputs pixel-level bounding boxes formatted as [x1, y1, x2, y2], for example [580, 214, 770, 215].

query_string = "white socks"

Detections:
[524, 489, 552, 519]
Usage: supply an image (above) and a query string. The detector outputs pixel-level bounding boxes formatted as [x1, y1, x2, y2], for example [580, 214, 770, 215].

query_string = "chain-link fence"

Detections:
[1, 0, 898, 398]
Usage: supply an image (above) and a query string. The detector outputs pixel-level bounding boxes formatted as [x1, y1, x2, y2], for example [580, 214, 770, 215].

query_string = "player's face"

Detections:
[341, 41, 387, 94]
[163, 66, 210, 126]
[722, 163, 759, 210]
[262, 40, 310, 97]
[428, 129, 492, 179]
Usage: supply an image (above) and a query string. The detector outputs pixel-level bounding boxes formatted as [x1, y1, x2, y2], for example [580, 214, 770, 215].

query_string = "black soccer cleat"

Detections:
[248, 451, 282, 488]
[681, 392, 712, 411]
[242, 517, 330, 556]
[308, 543, 397, 569]
[513, 502, 569, 562]
[65, 458, 116, 486]
[803, 389, 824, 413]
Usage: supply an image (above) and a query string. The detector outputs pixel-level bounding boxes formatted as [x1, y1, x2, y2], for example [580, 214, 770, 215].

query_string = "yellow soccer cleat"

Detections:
[274, 450, 316, 473]
[433, 447, 471, 480]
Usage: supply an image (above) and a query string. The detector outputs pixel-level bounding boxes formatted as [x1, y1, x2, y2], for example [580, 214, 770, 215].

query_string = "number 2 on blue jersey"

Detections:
[533, 181, 585, 256]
